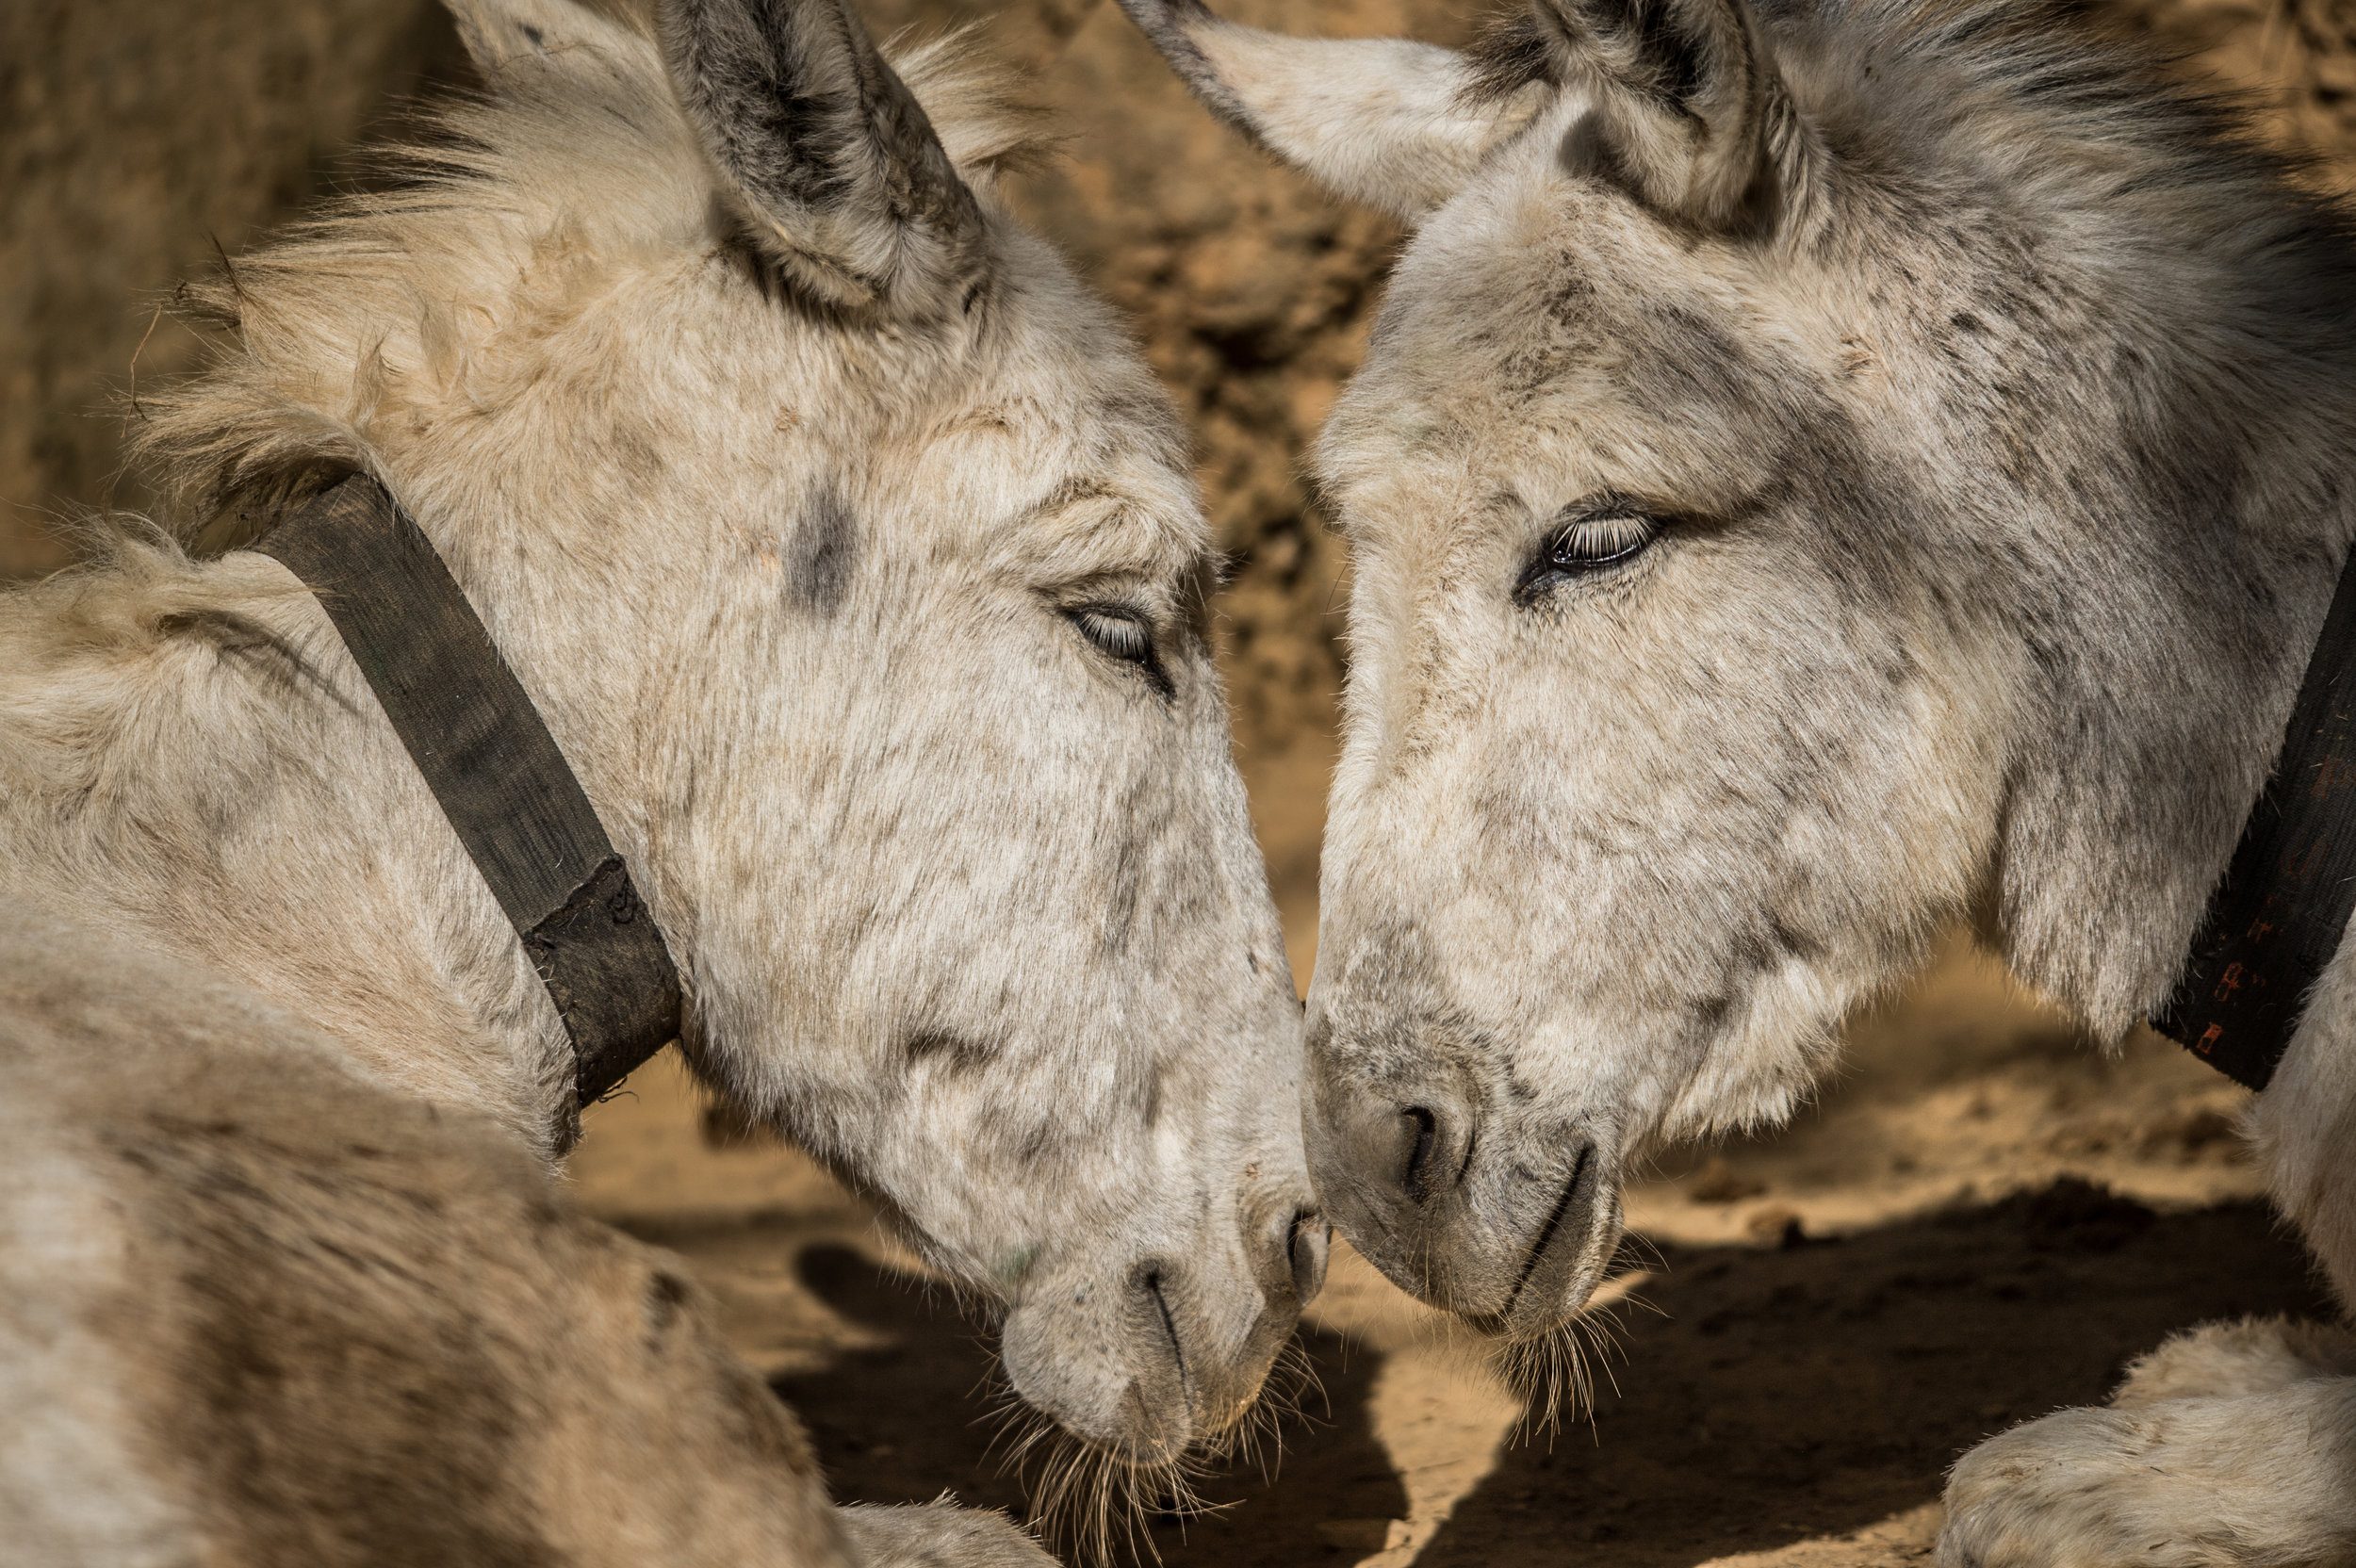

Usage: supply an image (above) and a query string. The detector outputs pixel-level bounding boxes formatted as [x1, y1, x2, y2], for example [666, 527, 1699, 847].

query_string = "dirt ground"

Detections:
[8, 0, 2356, 1563]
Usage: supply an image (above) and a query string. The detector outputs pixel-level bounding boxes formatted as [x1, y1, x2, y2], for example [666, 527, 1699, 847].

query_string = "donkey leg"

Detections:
[1937, 1375, 2356, 1567]
[2109, 1315, 2356, 1407]
[839, 1503, 1057, 1566]
[1939, 1014, 2356, 1567]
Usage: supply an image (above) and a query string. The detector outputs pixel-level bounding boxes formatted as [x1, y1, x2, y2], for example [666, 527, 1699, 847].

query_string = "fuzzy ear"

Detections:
[443, 0, 641, 79]
[1526, 0, 1792, 232]
[661, 0, 987, 318]
[1113, 0, 1546, 220]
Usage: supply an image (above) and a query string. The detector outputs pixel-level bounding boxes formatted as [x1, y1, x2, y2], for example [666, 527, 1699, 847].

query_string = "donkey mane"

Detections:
[130, 21, 1054, 533]
[1465, 0, 2240, 138]
[1464, 0, 2352, 241]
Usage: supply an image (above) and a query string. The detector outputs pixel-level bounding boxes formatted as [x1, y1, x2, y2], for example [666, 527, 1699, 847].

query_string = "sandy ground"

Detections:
[8, 0, 2352, 1562]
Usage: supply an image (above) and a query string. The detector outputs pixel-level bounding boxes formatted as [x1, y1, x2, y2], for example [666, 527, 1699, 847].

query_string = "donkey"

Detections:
[1116, 0, 2356, 1559]
[0, 0, 1328, 1560]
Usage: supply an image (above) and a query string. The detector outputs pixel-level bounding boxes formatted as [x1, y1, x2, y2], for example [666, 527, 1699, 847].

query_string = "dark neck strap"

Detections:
[257, 475, 681, 1135]
[2156, 547, 2356, 1089]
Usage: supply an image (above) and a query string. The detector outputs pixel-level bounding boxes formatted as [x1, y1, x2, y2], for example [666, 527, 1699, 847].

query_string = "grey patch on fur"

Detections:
[1013, 1119, 1060, 1164]
[1101, 830, 1144, 954]
[645, 1267, 693, 1344]
[155, 605, 359, 713]
[107, 1118, 565, 1568]
[788, 484, 858, 615]
[904, 1030, 1001, 1072]
[1559, 111, 1633, 192]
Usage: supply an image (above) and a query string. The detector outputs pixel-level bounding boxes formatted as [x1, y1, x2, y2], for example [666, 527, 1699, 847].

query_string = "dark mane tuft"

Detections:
[1461, 8, 1562, 106]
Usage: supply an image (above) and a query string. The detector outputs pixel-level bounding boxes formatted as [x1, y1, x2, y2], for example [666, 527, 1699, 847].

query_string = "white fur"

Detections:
[1942, 1319, 2356, 1566]
[1194, 24, 1548, 217]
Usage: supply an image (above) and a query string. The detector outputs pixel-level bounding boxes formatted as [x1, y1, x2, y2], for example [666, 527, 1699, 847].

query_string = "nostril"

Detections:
[1286, 1209, 1330, 1303]
[1400, 1105, 1439, 1201]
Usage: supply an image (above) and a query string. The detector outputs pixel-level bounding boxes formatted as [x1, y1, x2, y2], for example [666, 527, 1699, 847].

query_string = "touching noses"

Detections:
[1316, 1074, 1479, 1236]
[1284, 1203, 1331, 1304]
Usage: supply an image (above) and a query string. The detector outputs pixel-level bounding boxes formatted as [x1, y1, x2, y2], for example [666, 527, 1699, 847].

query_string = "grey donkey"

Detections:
[1115, 0, 2356, 1560]
[0, 0, 1328, 1561]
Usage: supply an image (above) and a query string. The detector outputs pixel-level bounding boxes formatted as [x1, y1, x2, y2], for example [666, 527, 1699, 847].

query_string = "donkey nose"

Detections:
[1285, 1208, 1331, 1304]
[1328, 1089, 1473, 1208]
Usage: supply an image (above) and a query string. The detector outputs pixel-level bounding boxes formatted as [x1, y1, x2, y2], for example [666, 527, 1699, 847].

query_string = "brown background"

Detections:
[8, 0, 2355, 1562]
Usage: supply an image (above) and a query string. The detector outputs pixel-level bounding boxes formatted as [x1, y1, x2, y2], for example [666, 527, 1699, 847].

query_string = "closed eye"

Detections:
[1515, 498, 1663, 603]
[1065, 603, 1174, 700]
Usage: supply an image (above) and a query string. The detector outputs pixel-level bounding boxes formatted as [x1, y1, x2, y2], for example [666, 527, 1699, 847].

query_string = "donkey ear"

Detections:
[1527, 0, 1792, 232]
[443, 0, 639, 79]
[661, 0, 987, 318]
[1114, 0, 1546, 220]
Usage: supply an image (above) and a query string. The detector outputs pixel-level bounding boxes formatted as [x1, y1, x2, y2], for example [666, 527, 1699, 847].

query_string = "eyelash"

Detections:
[1517, 505, 1662, 601]
[1551, 514, 1655, 565]
[1065, 603, 1174, 700]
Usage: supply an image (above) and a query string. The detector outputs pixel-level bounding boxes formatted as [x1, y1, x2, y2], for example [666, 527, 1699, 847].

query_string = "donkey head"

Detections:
[166, 0, 1323, 1477]
[1120, 0, 2356, 1338]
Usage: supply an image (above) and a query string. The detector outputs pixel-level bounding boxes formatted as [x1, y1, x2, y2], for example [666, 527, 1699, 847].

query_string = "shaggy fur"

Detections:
[0, 0, 1321, 1560]
[1115, 0, 2356, 1560]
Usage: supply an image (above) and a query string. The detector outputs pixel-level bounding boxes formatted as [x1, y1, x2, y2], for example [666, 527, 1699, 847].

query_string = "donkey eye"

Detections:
[1066, 604, 1174, 700]
[1518, 504, 1661, 600]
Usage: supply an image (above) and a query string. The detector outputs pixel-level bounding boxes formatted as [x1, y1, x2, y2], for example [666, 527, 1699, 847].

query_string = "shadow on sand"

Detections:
[1417, 1182, 2329, 1567]
[768, 1242, 1407, 1564]
[734, 1182, 2325, 1566]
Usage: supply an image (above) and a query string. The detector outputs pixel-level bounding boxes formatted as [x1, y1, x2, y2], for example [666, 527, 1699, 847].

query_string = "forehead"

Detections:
[970, 254, 1213, 584]
[1317, 149, 1851, 550]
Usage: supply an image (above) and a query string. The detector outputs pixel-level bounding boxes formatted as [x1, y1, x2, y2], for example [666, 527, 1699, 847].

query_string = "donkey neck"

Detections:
[0, 514, 642, 1162]
[1991, 456, 2356, 1046]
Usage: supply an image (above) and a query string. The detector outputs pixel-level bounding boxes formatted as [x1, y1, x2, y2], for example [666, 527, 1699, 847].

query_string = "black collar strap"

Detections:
[258, 475, 682, 1131]
[2156, 549, 2356, 1090]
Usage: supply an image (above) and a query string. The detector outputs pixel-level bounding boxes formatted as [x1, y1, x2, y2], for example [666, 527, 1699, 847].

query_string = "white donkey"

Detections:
[0, 0, 1327, 1561]
[1115, 0, 2356, 1560]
